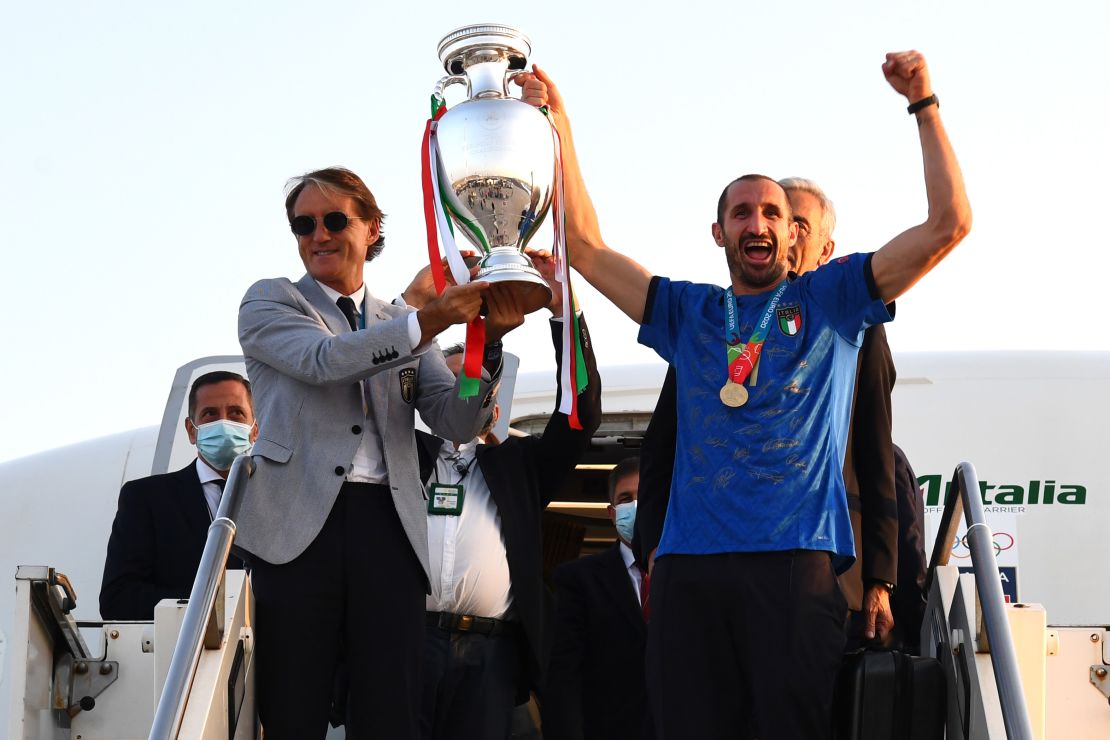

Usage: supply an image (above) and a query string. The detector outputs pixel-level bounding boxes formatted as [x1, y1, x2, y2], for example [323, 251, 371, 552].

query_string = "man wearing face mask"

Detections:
[100, 371, 255, 620]
[543, 457, 655, 740]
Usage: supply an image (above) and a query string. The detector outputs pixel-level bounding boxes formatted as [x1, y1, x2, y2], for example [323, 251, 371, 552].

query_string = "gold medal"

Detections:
[719, 381, 748, 408]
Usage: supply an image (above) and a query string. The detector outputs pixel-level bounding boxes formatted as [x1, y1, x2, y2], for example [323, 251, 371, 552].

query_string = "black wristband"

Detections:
[484, 341, 503, 361]
[869, 579, 896, 594]
[907, 94, 939, 115]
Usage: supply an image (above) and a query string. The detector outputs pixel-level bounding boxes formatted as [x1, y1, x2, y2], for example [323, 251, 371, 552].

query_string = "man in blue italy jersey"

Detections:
[516, 51, 970, 740]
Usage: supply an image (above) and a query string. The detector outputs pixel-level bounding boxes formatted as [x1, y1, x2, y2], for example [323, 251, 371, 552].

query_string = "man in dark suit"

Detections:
[543, 458, 654, 740]
[100, 370, 254, 620]
[891, 443, 928, 653]
[404, 249, 601, 740]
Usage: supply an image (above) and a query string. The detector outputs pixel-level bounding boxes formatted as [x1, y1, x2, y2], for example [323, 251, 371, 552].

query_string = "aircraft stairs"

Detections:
[6, 459, 1109, 738]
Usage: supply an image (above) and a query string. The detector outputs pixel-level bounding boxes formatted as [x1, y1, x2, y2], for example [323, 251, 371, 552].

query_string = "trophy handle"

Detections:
[433, 74, 468, 105]
[505, 69, 528, 98]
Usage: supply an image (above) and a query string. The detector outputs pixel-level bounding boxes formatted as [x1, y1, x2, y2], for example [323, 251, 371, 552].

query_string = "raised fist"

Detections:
[882, 50, 933, 104]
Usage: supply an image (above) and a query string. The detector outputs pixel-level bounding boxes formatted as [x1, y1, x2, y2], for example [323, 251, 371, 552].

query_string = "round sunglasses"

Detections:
[289, 211, 367, 236]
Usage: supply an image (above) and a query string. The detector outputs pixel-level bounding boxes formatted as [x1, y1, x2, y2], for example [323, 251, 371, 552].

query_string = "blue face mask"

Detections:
[194, 419, 254, 471]
[613, 501, 637, 543]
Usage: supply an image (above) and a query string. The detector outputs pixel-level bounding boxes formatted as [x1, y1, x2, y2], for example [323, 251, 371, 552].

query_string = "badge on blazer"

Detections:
[399, 367, 416, 404]
[776, 304, 802, 337]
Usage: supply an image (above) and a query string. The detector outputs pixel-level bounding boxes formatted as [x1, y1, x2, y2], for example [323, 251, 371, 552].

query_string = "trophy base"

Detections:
[476, 249, 553, 316]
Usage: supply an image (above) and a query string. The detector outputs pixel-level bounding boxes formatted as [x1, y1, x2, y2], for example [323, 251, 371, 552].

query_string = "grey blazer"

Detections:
[236, 273, 496, 578]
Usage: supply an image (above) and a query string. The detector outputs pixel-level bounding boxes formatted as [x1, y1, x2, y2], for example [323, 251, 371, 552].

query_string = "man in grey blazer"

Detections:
[237, 167, 522, 739]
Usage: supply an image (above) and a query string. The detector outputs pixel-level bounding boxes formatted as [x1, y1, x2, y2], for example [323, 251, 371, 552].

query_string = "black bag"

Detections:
[835, 649, 945, 740]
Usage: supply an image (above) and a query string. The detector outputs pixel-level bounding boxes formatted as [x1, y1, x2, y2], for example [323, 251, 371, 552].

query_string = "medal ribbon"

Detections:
[725, 281, 789, 387]
[421, 93, 483, 398]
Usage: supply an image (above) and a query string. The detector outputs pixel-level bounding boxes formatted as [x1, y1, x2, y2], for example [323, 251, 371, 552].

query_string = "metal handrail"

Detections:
[926, 461, 1034, 740]
[149, 454, 255, 740]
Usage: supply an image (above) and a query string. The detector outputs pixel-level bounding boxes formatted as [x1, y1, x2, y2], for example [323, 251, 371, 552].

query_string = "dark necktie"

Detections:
[209, 478, 225, 520]
[336, 296, 359, 331]
[337, 296, 369, 414]
[639, 566, 651, 621]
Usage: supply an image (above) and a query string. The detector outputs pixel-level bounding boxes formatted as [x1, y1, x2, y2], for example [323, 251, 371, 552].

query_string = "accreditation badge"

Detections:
[428, 483, 465, 516]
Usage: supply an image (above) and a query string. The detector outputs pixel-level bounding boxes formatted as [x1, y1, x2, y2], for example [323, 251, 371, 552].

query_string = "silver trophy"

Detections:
[432, 23, 555, 315]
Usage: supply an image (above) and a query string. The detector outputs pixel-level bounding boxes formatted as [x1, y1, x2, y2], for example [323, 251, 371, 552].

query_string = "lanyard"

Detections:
[433, 452, 478, 486]
[724, 281, 789, 387]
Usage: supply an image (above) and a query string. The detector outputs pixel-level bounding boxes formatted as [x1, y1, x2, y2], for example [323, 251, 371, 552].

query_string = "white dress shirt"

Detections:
[195, 457, 226, 520]
[620, 541, 643, 603]
[425, 439, 513, 618]
[316, 280, 427, 484]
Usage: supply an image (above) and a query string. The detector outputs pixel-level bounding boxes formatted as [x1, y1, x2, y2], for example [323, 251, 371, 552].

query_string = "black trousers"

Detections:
[646, 551, 846, 740]
[420, 624, 519, 740]
[251, 484, 426, 740]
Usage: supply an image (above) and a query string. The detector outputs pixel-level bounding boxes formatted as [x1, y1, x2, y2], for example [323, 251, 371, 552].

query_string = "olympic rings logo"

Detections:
[949, 531, 1015, 559]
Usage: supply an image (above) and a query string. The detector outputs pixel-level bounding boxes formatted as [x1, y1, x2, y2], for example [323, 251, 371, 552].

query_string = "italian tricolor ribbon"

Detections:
[548, 110, 586, 430]
[421, 94, 483, 398]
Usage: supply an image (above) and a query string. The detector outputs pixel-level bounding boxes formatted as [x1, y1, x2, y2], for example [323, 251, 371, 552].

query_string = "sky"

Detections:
[1, 0, 1107, 463]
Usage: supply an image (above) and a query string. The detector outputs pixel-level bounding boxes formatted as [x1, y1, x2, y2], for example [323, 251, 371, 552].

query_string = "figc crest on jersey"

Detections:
[777, 305, 802, 336]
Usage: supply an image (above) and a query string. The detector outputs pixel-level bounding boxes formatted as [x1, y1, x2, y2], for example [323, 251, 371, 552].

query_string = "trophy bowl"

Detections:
[432, 23, 556, 315]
